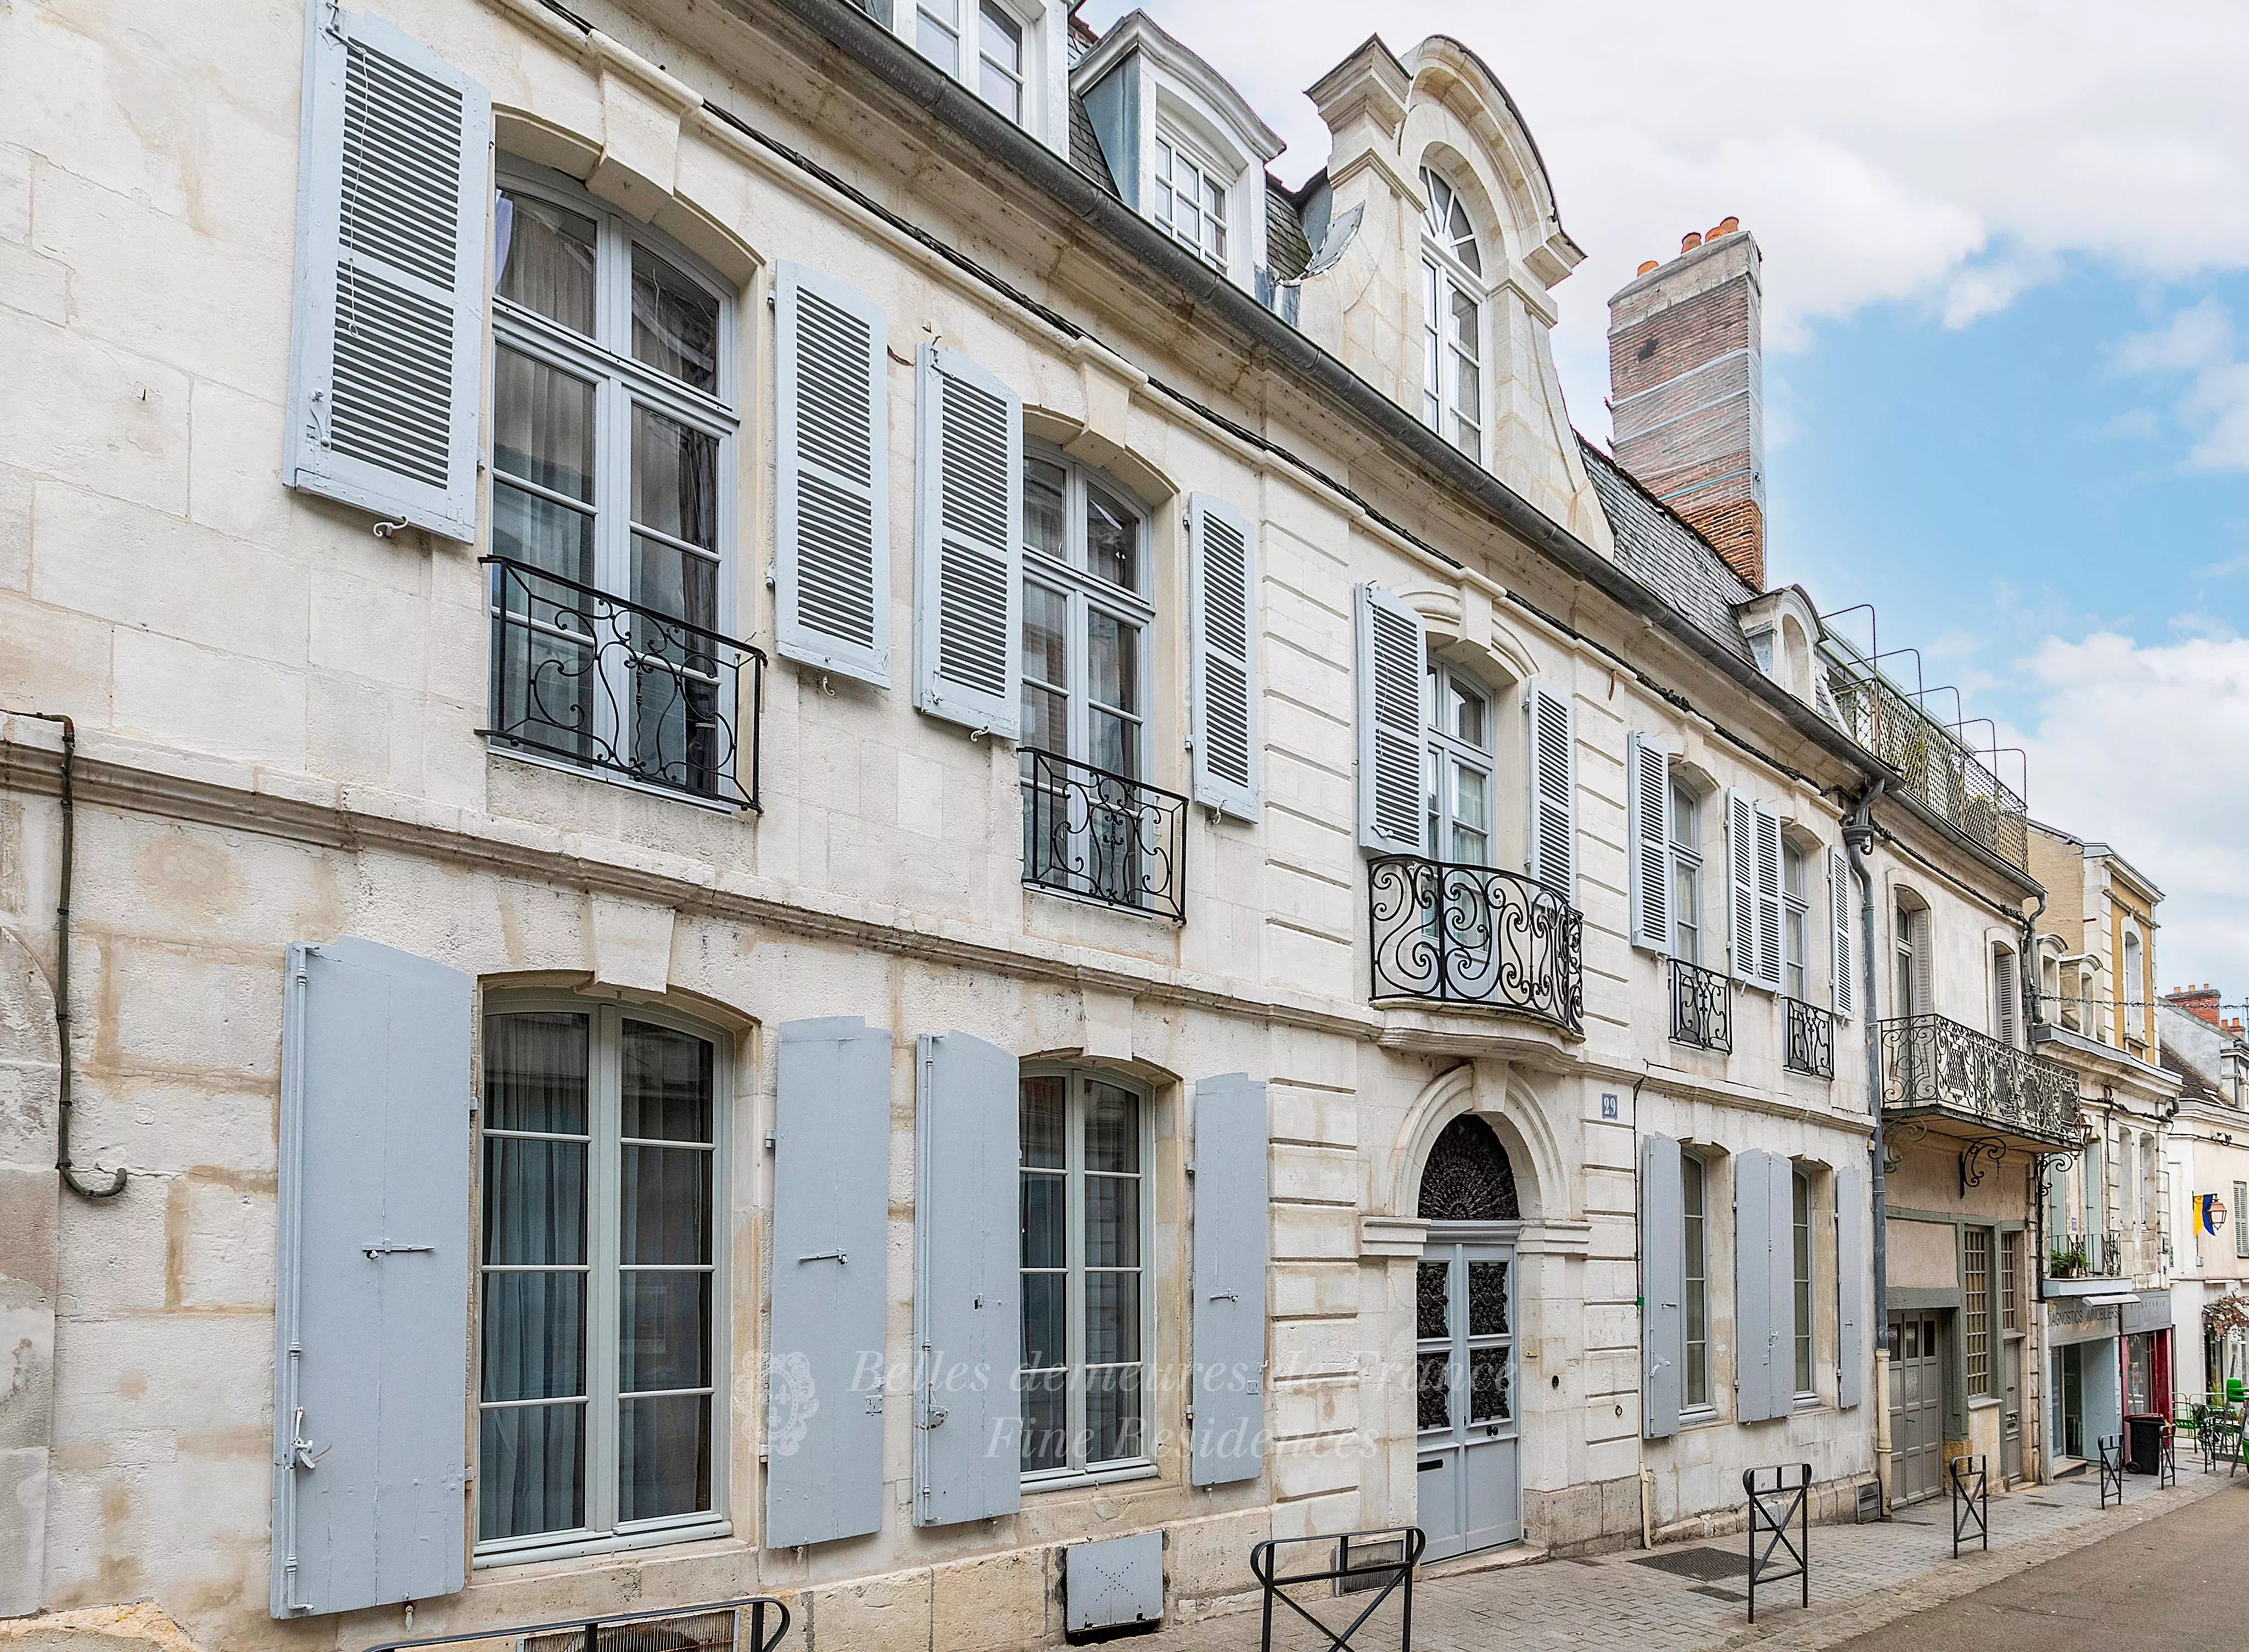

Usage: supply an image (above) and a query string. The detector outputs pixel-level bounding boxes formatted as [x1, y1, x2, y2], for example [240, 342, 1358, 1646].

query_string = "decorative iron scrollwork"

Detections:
[1959, 1135, 2009, 1194]
[1669, 957, 1733, 1052]
[1368, 855, 1583, 1034]
[1882, 1117, 1928, 1175]
[1019, 748, 1188, 922]
[1784, 997, 1835, 1079]
[1875, 1013, 2078, 1147]
[1416, 1117, 1520, 1223]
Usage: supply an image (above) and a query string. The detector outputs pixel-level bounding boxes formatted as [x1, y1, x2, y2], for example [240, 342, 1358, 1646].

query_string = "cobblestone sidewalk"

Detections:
[1143, 1470, 2239, 1652]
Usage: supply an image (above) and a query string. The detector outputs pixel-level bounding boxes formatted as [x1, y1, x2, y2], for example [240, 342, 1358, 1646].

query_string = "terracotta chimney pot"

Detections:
[1637, 260, 1659, 276]
[1713, 215, 1740, 237]
[1681, 231, 1703, 253]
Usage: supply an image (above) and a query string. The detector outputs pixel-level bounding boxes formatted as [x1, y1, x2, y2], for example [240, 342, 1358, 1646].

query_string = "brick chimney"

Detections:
[2166, 983, 2223, 1026]
[1607, 219, 1766, 589]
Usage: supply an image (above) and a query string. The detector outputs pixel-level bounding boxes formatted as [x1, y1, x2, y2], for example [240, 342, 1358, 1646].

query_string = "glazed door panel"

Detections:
[1415, 1240, 1521, 1559]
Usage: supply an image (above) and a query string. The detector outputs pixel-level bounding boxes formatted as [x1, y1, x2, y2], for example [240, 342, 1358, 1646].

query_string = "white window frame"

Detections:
[914, 0, 1034, 124]
[1019, 444, 1155, 777]
[1018, 1065, 1158, 1491]
[1782, 839, 1809, 1001]
[1151, 127, 1229, 270]
[1792, 1167, 1815, 1399]
[1424, 658, 1496, 867]
[489, 161, 740, 803]
[1682, 1148, 1711, 1413]
[1418, 166, 1485, 462]
[474, 992, 731, 1567]
[1671, 779, 1704, 965]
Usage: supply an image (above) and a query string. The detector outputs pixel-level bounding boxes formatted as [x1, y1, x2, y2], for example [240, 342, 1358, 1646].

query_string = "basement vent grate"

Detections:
[1631, 1547, 1752, 1582]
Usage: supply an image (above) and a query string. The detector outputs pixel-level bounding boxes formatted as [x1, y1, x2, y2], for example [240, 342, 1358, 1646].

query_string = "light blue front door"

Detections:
[1415, 1239, 1521, 1559]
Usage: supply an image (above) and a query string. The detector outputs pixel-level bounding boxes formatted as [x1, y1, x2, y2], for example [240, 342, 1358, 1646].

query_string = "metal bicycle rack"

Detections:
[2158, 1421, 2179, 1489]
[2097, 1433, 2125, 1508]
[1743, 1463, 1811, 1623]
[1948, 1454, 1989, 1556]
[1249, 1526, 1425, 1652]
[361, 1597, 792, 1652]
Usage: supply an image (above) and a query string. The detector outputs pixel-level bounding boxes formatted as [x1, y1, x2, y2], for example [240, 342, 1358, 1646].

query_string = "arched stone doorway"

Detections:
[1414, 1115, 1523, 1558]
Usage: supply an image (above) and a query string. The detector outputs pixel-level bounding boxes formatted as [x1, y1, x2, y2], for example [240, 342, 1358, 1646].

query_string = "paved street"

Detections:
[1143, 1470, 2244, 1652]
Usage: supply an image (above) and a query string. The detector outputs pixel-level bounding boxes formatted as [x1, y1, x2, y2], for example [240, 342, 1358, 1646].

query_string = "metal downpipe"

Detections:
[1842, 779, 1888, 1511]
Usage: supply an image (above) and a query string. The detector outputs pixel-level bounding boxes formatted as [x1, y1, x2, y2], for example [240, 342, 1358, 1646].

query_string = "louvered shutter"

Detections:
[284, 9, 490, 541]
[768, 1017, 892, 1548]
[1733, 1149, 1777, 1422]
[271, 938, 471, 1618]
[1353, 584, 1426, 855]
[1910, 907, 1934, 1018]
[1994, 951, 2021, 1047]
[1754, 805, 1784, 993]
[1191, 1074, 1268, 1485]
[1626, 732, 1673, 953]
[1188, 494, 1260, 819]
[1836, 1161, 1865, 1409]
[913, 346, 1022, 737]
[776, 265, 891, 686]
[1829, 847, 1855, 1017]
[1726, 791, 1757, 987]
[1525, 680, 1576, 895]
[911, 1031, 1021, 1526]
[1641, 1133, 1685, 1440]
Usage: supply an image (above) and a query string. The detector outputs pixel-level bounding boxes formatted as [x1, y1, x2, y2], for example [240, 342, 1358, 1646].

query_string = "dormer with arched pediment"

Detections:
[1289, 35, 1612, 557]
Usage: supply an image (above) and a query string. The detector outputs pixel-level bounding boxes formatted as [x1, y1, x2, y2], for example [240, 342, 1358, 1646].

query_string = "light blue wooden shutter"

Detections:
[284, 8, 490, 541]
[1188, 494, 1260, 820]
[913, 346, 1022, 737]
[1829, 846, 1855, 1017]
[1836, 1161, 1865, 1409]
[1733, 1149, 1777, 1422]
[1641, 1133, 1684, 1440]
[1354, 584, 1425, 854]
[912, 1031, 1021, 1526]
[1754, 804, 1784, 993]
[1525, 680, 1575, 894]
[1626, 732, 1672, 953]
[768, 1017, 892, 1548]
[775, 265, 891, 686]
[271, 937, 471, 1618]
[1726, 791, 1758, 988]
[1191, 1074, 1268, 1485]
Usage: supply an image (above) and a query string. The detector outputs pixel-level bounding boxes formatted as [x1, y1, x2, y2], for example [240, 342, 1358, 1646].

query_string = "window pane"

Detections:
[1025, 457, 1067, 559]
[495, 191, 597, 334]
[1085, 485, 1140, 591]
[621, 1023, 715, 1142]
[494, 348, 595, 502]
[618, 1392, 709, 1521]
[1020, 1367, 1067, 1472]
[1021, 1074, 1066, 1167]
[631, 247, 720, 394]
[494, 484, 595, 589]
[631, 405, 719, 552]
[481, 1272, 586, 1400]
[1450, 284, 1479, 357]
[484, 1139, 588, 1265]
[1084, 1083, 1139, 1172]
[1417, 1259, 1450, 1340]
[1089, 708, 1137, 780]
[1452, 680, 1488, 748]
[486, 1012, 591, 1133]
[619, 1270, 710, 1391]
[1021, 1171, 1065, 1270]
[1085, 1174, 1139, 1267]
[1023, 580, 1067, 688]
[1088, 611, 1138, 714]
[1086, 1366, 1142, 1464]
[1021, 1268, 1065, 1369]
[1469, 1346, 1508, 1422]
[1468, 1260, 1509, 1337]
[977, 2, 1022, 120]
[1085, 1269, 1139, 1365]
[1417, 1352, 1451, 1430]
[621, 1144, 711, 1265]
[916, 4, 959, 74]
[479, 1403, 585, 1540]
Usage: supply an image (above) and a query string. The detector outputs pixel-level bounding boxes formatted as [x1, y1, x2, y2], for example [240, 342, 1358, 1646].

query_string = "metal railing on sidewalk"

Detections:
[361, 1597, 791, 1652]
[1744, 1464, 1810, 1623]
[1250, 1526, 1424, 1651]
[1949, 1454, 1989, 1556]
[2098, 1434, 2125, 1508]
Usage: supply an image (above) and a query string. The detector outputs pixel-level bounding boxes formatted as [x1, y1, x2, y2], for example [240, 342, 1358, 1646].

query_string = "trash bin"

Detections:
[2126, 1413, 2166, 1475]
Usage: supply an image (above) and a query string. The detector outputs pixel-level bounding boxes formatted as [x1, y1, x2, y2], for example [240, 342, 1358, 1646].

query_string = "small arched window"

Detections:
[1417, 1115, 1520, 1222]
[1419, 166, 1484, 460]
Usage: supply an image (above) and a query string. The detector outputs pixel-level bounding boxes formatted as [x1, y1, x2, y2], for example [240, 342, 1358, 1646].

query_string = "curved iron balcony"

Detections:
[1876, 1012, 2079, 1149]
[480, 556, 763, 808]
[1020, 749, 1188, 922]
[1368, 855, 1583, 1034]
[1785, 996, 1836, 1079]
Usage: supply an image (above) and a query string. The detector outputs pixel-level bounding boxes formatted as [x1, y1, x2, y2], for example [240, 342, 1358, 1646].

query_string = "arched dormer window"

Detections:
[1419, 166, 1484, 461]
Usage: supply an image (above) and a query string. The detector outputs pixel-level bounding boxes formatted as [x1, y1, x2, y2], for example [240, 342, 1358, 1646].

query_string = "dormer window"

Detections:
[1420, 166, 1484, 459]
[1154, 134, 1227, 268]
[916, 0, 1028, 124]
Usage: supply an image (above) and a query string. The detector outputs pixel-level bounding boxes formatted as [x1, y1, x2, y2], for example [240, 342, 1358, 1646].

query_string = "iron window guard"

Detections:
[1366, 854, 1584, 1035]
[1875, 1012, 2079, 1146]
[480, 556, 764, 809]
[361, 1597, 791, 1652]
[1784, 996, 1835, 1079]
[1669, 956, 1733, 1053]
[1020, 748, 1188, 922]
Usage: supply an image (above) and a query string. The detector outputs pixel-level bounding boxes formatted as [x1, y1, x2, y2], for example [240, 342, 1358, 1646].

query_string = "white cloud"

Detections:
[2009, 631, 2249, 993]
[2113, 298, 2234, 374]
[2112, 299, 2249, 469]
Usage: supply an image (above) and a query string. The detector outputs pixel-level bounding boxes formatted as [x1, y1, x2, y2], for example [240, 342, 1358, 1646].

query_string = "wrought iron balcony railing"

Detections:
[1669, 957, 1733, 1052]
[1876, 1013, 2079, 1146]
[481, 556, 763, 808]
[1785, 996, 1835, 1079]
[1821, 647, 2028, 870]
[1367, 855, 1582, 1034]
[1020, 749, 1187, 922]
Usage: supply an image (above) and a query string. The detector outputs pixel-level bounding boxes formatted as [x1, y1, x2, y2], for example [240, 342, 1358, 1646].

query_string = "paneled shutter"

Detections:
[284, 9, 490, 541]
[775, 265, 891, 686]
[1726, 791, 1758, 987]
[1754, 805, 1785, 993]
[1733, 1149, 1777, 1423]
[913, 346, 1022, 737]
[1525, 680, 1576, 894]
[768, 1017, 892, 1548]
[912, 1032, 1021, 1526]
[271, 937, 471, 1618]
[1828, 847, 1855, 1017]
[1188, 494, 1260, 819]
[1353, 584, 1426, 855]
[1836, 1162, 1865, 1409]
[1626, 732, 1673, 953]
[1191, 1074, 1269, 1485]
[1641, 1133, 1685, 1440]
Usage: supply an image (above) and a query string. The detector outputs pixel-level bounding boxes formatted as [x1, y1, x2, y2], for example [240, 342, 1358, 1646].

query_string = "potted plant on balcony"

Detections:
[2049, 1242, 2089, 1279]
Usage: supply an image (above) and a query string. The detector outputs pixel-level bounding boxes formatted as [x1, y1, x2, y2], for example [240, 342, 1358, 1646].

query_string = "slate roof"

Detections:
[1266, 176, 1313, 282]
[1579, 437, 1756, 663]
[1067, 92, 1117, 193]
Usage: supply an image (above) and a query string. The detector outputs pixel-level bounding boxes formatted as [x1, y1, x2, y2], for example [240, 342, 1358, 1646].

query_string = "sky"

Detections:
[1084, 0, 2249, 1006]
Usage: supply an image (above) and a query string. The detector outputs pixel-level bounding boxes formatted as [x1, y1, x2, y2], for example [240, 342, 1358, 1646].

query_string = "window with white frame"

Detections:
[1152, 132, 1228, 268]
[1671, 779, 1704, 964]
[916, 0, 1028, 122]
[1682, 1149, 1710, 1409]
[1782, 839, 1809, 999]
[1792, 1168, 1814, 1396]
[1419, 166, 1484, 459]
[1019, 1068, 1152, 1480]
[1020, 449, 1151, 777]
[1425, 660, 1495, 866]
[477, 1001, 725, 1556]
[2122, 927, 2144, 1042]
[489, 168, 737, 798]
